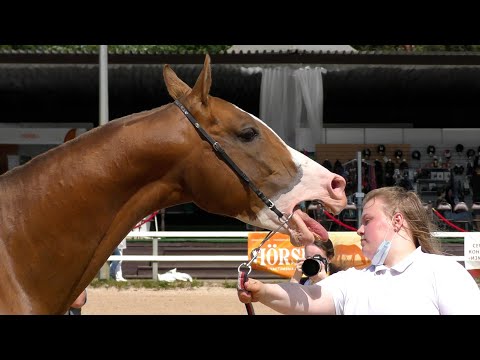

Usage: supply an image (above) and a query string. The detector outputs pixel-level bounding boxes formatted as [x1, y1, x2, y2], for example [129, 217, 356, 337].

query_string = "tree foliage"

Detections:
[0, 45, 232, 53]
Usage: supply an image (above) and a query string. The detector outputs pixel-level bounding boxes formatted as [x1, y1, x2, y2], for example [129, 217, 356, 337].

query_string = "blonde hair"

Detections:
[363, 186, 440, 254]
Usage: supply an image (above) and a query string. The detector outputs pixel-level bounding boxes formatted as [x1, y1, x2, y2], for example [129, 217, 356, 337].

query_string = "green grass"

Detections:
[437, 237, 464, 244]
[88, 278, 284, 289]
[222, 280, 238, 288]
[89, 278, 205, 290]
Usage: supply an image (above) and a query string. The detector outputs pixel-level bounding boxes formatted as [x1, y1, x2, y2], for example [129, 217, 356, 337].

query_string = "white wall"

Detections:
[325, 127, 480, 147]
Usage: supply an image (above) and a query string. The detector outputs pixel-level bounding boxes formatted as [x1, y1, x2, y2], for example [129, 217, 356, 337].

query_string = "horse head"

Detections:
[163, 55, 347, 246]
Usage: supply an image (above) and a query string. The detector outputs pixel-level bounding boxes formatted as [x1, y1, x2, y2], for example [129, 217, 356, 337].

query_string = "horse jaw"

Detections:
[237, 147, 347, 246]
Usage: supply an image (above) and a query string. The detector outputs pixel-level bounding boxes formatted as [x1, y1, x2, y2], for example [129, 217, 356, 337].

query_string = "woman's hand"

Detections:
[237, 278, 265, 303]
[290, 258, 306, 283]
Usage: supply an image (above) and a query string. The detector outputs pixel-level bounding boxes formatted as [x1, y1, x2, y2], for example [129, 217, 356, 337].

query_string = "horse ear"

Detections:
[163, 64, 192, 100]
[191, 54, 211, 105]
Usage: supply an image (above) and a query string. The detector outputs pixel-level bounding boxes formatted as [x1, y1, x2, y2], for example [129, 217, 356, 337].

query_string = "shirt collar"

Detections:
[371, 246, 422, 274]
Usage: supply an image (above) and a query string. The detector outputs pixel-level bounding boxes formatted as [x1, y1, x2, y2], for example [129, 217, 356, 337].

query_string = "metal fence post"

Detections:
[152, 237, 158, 280]
[98, 262, 110, 280]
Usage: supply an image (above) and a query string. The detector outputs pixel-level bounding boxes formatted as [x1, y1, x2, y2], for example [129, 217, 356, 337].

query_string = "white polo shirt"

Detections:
[320, 247, 480, 315]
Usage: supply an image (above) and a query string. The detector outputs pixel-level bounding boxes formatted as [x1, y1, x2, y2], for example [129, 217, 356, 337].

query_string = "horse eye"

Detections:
[238, 128, 258, 142]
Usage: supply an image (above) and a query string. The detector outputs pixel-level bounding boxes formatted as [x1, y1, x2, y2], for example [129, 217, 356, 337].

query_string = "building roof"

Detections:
[0, 49, 479, 66]
[1, 49, 480, 129]
[226, 45, 358, 53]
[1, 62, 480, 129]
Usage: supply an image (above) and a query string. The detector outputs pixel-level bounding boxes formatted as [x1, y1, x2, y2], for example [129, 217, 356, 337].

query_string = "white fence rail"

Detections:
[101, 231, 250, 280]
[100, 231, 469, 280]
[108, 255, 247, 261]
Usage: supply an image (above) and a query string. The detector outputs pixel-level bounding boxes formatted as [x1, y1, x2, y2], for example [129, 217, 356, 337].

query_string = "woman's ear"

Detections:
[393, 213, 403, 232]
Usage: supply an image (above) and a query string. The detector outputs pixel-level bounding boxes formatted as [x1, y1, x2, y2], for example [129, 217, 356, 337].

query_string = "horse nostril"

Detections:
[331, 175, 346, 192]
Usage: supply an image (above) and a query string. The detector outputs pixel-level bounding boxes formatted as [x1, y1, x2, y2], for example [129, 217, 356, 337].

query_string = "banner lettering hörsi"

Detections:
[248, 232, 370, 278]
[248, 232, 303, 278]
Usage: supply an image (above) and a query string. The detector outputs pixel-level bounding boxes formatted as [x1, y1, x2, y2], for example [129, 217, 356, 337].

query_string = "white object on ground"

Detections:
[157, 268, 193, 282]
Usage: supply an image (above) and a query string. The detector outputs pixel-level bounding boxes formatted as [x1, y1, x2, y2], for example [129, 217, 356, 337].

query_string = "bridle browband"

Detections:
[174, 99, 289, 222]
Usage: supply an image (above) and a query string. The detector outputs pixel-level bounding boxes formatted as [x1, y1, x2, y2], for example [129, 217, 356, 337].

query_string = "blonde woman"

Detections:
[239, 186, 480, 315]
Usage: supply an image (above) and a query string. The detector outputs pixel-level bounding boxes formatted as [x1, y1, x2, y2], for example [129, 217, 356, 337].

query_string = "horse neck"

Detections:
[0, 104, 192, 313]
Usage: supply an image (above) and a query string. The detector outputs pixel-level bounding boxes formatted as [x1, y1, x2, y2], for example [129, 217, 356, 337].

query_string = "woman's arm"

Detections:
[238, 279, 336, 315]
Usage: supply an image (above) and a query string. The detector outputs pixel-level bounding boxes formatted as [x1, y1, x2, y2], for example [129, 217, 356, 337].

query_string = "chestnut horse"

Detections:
[0, 55, 346, 314]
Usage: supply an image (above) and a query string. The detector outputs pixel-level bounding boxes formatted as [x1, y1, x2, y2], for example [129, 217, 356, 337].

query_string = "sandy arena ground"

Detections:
[82, 284, 280, 315]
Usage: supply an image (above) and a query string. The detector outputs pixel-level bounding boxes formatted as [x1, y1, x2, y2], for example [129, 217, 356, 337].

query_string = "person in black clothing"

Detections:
[470, 166, 480, 203]
[436, 184, 455, 210]
[374, 159, 384, 188]
[66, 289, 87, 315]
[384, 159, 395, 186]
[471, 164, 480, 230]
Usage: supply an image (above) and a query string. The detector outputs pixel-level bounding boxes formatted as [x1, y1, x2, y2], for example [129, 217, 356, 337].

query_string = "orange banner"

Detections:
[248, 232, 370, 278]
[248, 232, 302, 278]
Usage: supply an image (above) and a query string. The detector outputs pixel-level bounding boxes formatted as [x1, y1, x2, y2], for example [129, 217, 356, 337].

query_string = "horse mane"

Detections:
[0, 103, 184, 314]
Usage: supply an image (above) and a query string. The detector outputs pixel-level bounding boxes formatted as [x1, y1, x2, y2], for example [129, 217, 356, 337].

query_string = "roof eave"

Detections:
[0, 50, 479, 65]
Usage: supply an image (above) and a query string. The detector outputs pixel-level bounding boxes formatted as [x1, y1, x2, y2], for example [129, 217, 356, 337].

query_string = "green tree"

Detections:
[0, 45, 232, 53]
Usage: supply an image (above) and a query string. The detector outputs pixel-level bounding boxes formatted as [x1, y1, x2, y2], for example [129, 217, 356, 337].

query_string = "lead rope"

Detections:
[237, 213, 293, 315]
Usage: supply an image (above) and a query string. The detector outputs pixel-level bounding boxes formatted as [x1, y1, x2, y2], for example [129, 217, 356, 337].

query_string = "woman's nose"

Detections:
[356, 224, 364, 236]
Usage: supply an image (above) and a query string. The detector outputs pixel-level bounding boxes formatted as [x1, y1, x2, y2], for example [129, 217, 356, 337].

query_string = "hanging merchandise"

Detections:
[394, 149, 403, 160]
[467, 149, 476, 159]
[333, 160, 344, 176]
[427, 145, 436, 156]
[453, 165, 465, 175]
[444, 149, 451, 160]
[399, 159, 409, 171]
[467, 161, 474, 176]
[384, 159, 396, 186]
[455, 144, 464, 153]
[411, 150, 421, 160]
[374, 159, 384, 188]
[322, 159, 333, 171]
[362, 148, 371, 159]
[377, 144, 386, 155]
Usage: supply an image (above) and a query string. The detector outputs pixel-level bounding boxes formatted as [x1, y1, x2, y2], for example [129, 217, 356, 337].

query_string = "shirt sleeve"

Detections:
[317, 269, 352, 315]
[435, 259, 480, 315]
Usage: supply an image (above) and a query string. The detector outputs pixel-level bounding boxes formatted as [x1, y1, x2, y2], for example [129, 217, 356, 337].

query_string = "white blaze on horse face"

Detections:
[234, 108, 346, 237]
[253, 148, 345, 233]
